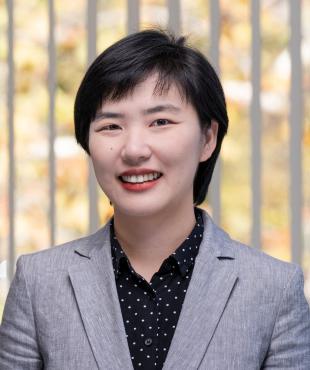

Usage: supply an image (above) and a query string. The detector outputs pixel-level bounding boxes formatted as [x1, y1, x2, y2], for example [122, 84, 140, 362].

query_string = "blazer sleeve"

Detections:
[262, 265, 310, 369]
[0, 256, 43, 369]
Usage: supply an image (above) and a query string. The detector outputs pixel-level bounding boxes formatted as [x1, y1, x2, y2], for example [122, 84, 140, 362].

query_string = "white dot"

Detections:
[150, 311, 153, 315]
[143, 305, 147, 308]
[166, 303, 169, 307]
[128, 306, 131, 309]
[134, 327, 137, 330]
[141, 319, 145, 322]
[134, 312, 138, 316]
[163, 348, 167, 351]
[164, 333, 167, 336]
[149, 326, 152, 329]
[175, 296, 178, 299]
[173, 311, 177, 314]
[140, 348, 143, 352]
[183, 289, 187, 293]
[165, 318, 168, 321]
[137, 298, 140, 301]
[128, 291, 132, 295]
[147, 355, 150, 358]
[167, 289, 171, 292]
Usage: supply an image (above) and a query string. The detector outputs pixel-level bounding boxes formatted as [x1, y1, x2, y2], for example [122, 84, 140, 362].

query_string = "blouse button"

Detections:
[144, 338, 152, 346]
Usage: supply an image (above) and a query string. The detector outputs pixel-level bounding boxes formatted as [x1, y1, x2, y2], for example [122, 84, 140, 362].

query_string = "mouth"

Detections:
[119, 172, 163, 184]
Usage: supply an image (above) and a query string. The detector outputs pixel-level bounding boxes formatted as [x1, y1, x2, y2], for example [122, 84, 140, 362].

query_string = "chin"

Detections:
[113, 200, 171, 219]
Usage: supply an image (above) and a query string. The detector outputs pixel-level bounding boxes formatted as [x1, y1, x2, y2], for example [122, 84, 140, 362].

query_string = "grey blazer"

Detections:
[0, 210, 310, 370]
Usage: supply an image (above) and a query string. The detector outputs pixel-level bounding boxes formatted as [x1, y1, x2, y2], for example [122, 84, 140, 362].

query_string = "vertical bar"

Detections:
[7, 0, 15, 281]
[250, 0, 261, 249]
[289, 0, 302, 264]
[127, 0, 139, 34]
[87, 0, 99, 233]
[167, 0, 181, 35]
[209, 0, 221, 224]
[48, 0, 56, 247]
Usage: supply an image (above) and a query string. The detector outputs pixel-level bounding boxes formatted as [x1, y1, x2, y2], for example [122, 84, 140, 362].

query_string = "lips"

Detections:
[118, 169, 163, 192]
[118, 169, 163, 184]
[120, 172, 162, 184]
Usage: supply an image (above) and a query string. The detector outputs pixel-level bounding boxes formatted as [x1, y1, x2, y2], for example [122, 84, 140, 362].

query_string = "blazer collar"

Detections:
[163, 210, 238, 369]
[70, 209, 237, 370]
[69, 223, 133, 370]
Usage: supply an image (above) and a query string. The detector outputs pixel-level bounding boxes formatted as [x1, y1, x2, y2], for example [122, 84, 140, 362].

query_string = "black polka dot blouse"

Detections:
[110, 208, 204, 370]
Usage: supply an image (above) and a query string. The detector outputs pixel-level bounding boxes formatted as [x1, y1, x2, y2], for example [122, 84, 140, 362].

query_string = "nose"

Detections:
[121, 129, 152, 165]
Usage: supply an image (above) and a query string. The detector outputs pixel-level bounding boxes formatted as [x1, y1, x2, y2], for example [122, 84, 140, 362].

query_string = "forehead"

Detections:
[100, 74, 189, 110]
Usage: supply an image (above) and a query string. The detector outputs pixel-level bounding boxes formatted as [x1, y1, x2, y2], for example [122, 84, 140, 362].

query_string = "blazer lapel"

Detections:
[163, 212, 238, 370]
[68, 225, 133, 370]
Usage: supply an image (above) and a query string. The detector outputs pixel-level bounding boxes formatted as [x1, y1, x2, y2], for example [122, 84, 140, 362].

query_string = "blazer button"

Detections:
[144, 338, 152, 346]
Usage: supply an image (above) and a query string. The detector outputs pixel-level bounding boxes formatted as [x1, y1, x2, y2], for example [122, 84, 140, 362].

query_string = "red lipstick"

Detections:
[118, 168, 163, 192]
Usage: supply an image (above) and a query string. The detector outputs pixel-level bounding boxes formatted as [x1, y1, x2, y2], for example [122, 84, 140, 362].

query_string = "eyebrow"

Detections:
[142, 104, 181, 115]
[94, 112, 125, 121]
[94, 104, 181, 121]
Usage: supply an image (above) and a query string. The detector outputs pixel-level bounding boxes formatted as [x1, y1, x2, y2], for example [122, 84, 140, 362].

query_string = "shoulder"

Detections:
[200, 209, 303, 297]
[16, 221, 111, 274]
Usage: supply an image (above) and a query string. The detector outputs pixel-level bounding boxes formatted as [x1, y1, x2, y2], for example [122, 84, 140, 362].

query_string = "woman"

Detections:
[0, 29, 309, 370]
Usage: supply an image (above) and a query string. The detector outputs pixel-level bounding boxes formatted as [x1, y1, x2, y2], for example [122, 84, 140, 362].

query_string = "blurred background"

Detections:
[0, 0, 309, 319]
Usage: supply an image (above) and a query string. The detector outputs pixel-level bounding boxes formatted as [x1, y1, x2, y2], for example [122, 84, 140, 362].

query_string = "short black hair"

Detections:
[74, 29, 228, 205]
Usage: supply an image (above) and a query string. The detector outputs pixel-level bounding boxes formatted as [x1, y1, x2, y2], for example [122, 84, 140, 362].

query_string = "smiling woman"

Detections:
[0, 29, 309, 370]
[88, 74, 217, 222]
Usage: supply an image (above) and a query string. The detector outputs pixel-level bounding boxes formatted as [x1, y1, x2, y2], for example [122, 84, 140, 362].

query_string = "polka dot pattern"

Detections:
[110, 208, 204, 369]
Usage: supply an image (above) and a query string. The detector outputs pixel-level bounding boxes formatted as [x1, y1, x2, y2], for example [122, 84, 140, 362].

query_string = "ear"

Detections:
[200, 120, 218, 162]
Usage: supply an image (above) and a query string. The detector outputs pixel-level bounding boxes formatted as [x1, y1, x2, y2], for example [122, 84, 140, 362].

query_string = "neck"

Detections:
[113, 204, 196, 281]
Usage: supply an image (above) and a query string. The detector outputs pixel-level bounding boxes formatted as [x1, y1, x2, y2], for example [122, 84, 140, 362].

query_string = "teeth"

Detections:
[121, 172, 161, 183]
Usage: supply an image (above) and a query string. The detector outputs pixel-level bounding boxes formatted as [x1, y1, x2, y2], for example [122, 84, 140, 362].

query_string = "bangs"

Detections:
[96, 66, 191, 115]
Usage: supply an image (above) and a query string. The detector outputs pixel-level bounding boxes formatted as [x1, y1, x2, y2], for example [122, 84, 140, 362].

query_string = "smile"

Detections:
[120, 172, 162, 184]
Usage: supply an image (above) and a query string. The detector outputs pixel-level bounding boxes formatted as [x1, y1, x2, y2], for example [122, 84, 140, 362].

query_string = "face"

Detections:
[88, 75, 217, 218]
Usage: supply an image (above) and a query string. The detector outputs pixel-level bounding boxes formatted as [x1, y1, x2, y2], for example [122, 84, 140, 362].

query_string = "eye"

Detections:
[97, 124, 121, 131]
[151, 119, 172, 127]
